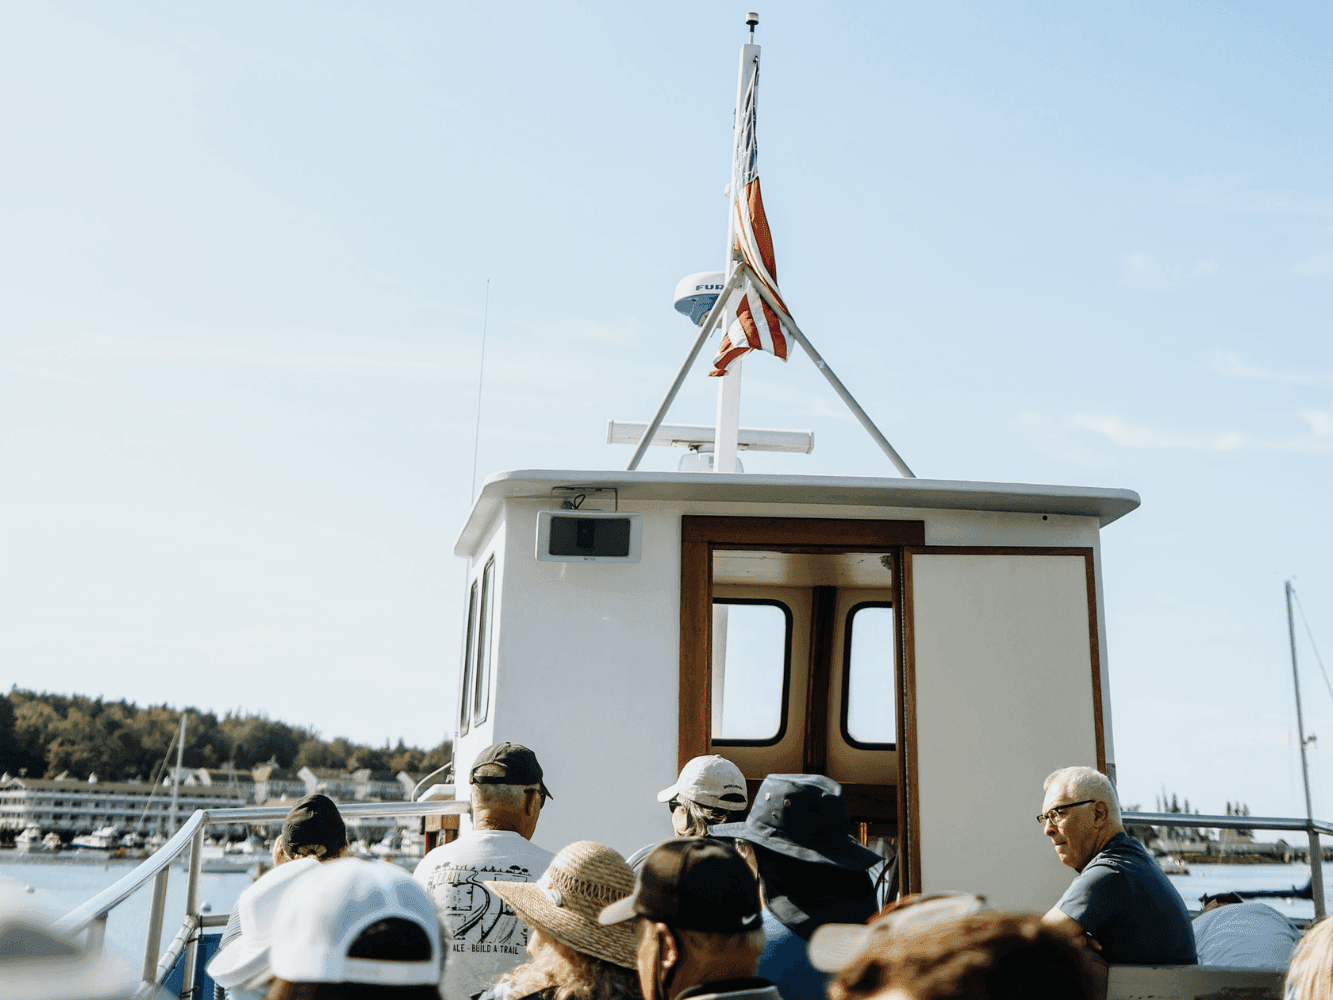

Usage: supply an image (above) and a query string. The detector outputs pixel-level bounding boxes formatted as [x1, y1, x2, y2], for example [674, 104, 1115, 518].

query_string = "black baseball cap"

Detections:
[598, 838, 761, 934]
[282, 793, 347, 854]
[469, 743, 553, 801]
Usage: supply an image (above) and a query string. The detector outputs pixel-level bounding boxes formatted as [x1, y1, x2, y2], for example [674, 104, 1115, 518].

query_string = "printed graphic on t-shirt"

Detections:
[423, 862, 534, 955]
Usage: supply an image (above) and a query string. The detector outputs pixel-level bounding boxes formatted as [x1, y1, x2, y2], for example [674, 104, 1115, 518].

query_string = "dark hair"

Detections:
[348, 919, 433, 961]
[263, 918, 440, 1000]
[830, 912, 1094, 1000]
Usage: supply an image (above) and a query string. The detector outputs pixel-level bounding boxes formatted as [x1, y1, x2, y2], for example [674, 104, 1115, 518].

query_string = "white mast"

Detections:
[1286, 580, 1326, 919]
[169, 713, 186, 836]
[714, 13, 761, 475]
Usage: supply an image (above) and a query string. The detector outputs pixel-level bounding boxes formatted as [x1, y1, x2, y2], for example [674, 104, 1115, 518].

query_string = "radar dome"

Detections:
[673, 271, 727, 325]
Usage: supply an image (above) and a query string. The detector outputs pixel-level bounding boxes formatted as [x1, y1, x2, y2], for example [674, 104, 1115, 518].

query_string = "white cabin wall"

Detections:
[479, 501, 682, 858]
[451, 492, 1108, 859]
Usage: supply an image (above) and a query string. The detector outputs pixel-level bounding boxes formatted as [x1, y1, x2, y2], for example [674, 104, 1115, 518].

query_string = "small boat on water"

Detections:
[15, 825, 44, 853]
[41, 831, 62, 852]
[70, 825, 119, 851]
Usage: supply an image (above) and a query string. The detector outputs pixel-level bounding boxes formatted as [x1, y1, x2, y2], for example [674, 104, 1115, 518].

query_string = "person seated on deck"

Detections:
[598, 838, 778, 1000]
[474, 840, 642, 1000]
[660, 756, 749, 838]
[1285, 912, 1333, 1000]
[708, 774, 881, 1000]
[209, 793, 352, 1000]
[626, 756, 750, 870]
[1191, 893, 1300, 970]
[413, 743, 555, 1000]
[1038, 765, 1197, 965]
[264, 856, 444, 1000]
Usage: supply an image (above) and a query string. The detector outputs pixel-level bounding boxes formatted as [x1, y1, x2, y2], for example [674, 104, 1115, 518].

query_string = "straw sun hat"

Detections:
[486, 841, 637, 969]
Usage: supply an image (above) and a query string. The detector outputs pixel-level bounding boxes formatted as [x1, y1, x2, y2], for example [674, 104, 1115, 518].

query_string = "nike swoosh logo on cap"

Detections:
[742, 913, 760, 927]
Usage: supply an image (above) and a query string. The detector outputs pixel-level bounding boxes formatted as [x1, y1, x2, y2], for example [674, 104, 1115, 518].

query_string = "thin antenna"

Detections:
[746, 11, 759, 42]
[468, 280, 491, 504]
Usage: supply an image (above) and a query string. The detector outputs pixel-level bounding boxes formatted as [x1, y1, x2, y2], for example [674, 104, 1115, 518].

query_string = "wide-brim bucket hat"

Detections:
[487, 841, 637, 969]
[709, 773, 882, 870]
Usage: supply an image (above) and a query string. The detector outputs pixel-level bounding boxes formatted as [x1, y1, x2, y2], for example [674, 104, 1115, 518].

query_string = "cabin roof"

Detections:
[455, 469, 1141, 556]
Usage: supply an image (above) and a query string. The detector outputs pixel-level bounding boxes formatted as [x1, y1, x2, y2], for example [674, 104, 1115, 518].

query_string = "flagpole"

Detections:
[737, 262, 916, 478]
[625, 266, 747, 472]
[715, 20, 762, 474]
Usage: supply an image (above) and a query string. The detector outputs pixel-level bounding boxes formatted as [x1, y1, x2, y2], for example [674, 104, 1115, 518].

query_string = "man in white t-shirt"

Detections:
[414, 743, 555, 1000]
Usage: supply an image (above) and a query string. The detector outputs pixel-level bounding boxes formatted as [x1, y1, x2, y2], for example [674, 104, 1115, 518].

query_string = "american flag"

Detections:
[710, 60, 792, 378]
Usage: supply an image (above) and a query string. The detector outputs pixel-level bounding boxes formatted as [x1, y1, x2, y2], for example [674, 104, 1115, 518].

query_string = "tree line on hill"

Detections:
[0, 688, 451, 782]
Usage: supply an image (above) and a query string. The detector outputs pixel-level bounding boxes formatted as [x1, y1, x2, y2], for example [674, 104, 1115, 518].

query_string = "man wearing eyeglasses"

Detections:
[1038, 765, 1196, 965]
[414, 742, 556, 1000]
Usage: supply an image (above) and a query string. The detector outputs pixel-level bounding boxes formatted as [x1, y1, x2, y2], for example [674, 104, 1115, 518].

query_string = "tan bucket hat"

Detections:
[486, 841, 637, 969]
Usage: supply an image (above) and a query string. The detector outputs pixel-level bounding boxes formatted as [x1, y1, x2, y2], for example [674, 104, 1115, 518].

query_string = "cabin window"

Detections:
[457, 580, 480, 736]
[841, 601, 897, 748]
[472, 558, 497, 724]
[711, 598, 792, 746]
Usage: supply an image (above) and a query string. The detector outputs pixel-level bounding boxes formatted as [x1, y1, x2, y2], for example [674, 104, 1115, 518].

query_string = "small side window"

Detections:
[842, 602, 897, 749]
[458, 581, 479, 737]
[711, 598, 792, 746]
[473, 559, 497, 724]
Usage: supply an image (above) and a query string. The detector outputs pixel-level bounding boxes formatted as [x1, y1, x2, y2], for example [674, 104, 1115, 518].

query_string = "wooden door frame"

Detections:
[898, 546, 1105, 895]
[678, 515, 926, 769]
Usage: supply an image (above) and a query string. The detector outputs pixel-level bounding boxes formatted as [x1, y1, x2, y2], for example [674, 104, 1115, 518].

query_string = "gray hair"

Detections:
[471, 781, 541, 812]
[1043, 766, 1121, 826]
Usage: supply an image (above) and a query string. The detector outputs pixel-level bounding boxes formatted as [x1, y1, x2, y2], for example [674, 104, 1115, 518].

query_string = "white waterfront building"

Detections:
[0, 774, 245, 834]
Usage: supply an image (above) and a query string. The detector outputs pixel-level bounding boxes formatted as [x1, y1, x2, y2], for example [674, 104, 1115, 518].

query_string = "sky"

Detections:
[2, 2, 1331, 822]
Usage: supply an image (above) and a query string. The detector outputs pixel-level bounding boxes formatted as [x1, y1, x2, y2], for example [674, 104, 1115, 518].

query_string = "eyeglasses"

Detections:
[667, 797, 682, 812]
[1036, 799, 1096, 825]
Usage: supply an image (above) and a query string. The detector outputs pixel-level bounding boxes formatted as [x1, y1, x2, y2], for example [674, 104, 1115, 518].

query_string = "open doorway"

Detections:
[678, 516, 924, 892]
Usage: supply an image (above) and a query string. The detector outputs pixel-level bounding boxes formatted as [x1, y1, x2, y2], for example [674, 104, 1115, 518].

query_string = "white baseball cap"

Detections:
[207, 857, 321, 989]
[268, 857, 442, 986]
[657, 755, 748, 811]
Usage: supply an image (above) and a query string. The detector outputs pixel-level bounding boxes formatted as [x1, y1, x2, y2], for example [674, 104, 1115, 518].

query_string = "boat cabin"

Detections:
[450, 468, 1139, 913]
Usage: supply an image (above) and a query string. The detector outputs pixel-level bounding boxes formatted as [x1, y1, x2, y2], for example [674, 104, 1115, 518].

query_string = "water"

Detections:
[1167, 863, 1324, 922]
[0, 854, 253, 966]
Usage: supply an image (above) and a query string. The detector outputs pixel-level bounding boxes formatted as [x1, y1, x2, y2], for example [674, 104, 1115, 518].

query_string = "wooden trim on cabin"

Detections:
[803, 586, 837, 773]
[900, 549, 922, 896]
[679, 539, 712, 770]
[899, 546, 1104, 896]
[682, 516, 925, 548]
[1084, 556, 1107, 774]
[678, 515, 925, 773]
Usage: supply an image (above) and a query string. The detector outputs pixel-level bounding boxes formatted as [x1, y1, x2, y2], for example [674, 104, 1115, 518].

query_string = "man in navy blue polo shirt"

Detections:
[1039, 766, 1196, 965]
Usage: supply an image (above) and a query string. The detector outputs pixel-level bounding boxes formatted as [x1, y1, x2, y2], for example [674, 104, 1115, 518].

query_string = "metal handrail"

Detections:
[55, 809, 206, 936]
[56, 797, 472, 996]
[1125, 811, 1333, 837]
[1126, 809, 1331, 919]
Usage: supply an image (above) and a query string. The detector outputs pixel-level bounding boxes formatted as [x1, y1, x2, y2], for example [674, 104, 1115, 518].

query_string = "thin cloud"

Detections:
[1182, 174, 1333, 218]
[1120, 252, 1219, 291]
[1295, 250, 1333, 277]
[0, 364, 97, 386]
[1212, 351, 1333, 384]
[21, 334, 449, 378]
[1070, 406, 1333, 454]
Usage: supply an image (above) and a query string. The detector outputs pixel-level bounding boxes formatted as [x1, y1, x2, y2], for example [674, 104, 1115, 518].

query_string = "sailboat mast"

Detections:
[169, 713, 186, 836]
[1287, 579, 1325, 918]
[714, 14, 761, 475]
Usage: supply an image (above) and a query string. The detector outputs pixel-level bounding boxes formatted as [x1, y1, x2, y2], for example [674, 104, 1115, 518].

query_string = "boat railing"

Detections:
[1127, 810, 1332, 918]
[55, 796, 470, 1000]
